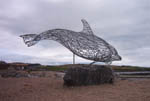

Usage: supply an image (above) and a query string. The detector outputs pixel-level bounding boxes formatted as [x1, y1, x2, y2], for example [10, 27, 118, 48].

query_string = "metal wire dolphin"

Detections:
[20, 19, 121, 64]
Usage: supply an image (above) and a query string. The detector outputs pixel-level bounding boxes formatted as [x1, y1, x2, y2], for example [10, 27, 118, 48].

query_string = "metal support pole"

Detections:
[73, 53, 75, 64]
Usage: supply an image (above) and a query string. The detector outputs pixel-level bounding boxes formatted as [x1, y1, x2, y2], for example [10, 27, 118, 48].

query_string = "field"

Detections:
[1, 64, 150, 101]
[0, 71, 150, 101]
[36, 64, 150, 72]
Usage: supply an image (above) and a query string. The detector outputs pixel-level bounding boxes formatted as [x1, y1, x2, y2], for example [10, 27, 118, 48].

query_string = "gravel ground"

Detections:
[0, 71, 150, 101]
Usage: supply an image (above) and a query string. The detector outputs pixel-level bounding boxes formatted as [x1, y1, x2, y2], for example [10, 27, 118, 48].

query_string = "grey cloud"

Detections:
[0, 0, 150, 66]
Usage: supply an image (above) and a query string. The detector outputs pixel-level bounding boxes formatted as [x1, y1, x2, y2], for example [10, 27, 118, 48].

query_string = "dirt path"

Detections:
[0, 71, 150, 101]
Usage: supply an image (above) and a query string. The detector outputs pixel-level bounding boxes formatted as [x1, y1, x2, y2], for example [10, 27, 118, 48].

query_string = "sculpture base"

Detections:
[63, 65, 114, 86]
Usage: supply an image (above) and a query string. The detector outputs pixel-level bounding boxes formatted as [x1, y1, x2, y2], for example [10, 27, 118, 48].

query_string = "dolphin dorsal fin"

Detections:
[81, 19, 94, 35]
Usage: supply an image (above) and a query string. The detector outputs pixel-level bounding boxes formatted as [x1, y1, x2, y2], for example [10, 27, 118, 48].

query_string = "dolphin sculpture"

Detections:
[20, 19, 121, 64]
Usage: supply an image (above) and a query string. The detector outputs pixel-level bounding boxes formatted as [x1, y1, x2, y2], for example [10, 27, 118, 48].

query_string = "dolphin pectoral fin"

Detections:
[81, 19, 94, 35]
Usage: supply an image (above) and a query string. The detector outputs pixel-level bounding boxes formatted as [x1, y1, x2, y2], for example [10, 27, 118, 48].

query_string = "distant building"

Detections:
[0, 61, 41, 71]
[9, 62, 29, 70]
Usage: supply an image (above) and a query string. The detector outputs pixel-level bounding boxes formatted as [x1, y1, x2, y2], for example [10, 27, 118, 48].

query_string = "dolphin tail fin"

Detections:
[20, 34, 38, 47]
[81, 19, 94, 35]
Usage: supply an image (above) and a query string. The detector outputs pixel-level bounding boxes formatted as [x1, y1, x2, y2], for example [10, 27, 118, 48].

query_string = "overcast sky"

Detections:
[0, 0, 150, 66]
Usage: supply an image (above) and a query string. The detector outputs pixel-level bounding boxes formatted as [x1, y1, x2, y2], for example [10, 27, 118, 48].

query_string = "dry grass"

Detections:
[0, 71, 150, 101]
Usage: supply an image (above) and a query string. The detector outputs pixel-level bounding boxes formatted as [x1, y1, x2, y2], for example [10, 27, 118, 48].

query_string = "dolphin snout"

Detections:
[112, 55, 122, 61]
[118, 55, 122, 60]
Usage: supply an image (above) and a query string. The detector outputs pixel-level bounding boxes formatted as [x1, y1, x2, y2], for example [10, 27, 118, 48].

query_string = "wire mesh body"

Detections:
[20, 19, 121, 63]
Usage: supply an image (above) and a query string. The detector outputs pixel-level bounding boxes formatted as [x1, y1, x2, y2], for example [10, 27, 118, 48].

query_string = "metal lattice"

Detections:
[20, 19, 121, 64]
